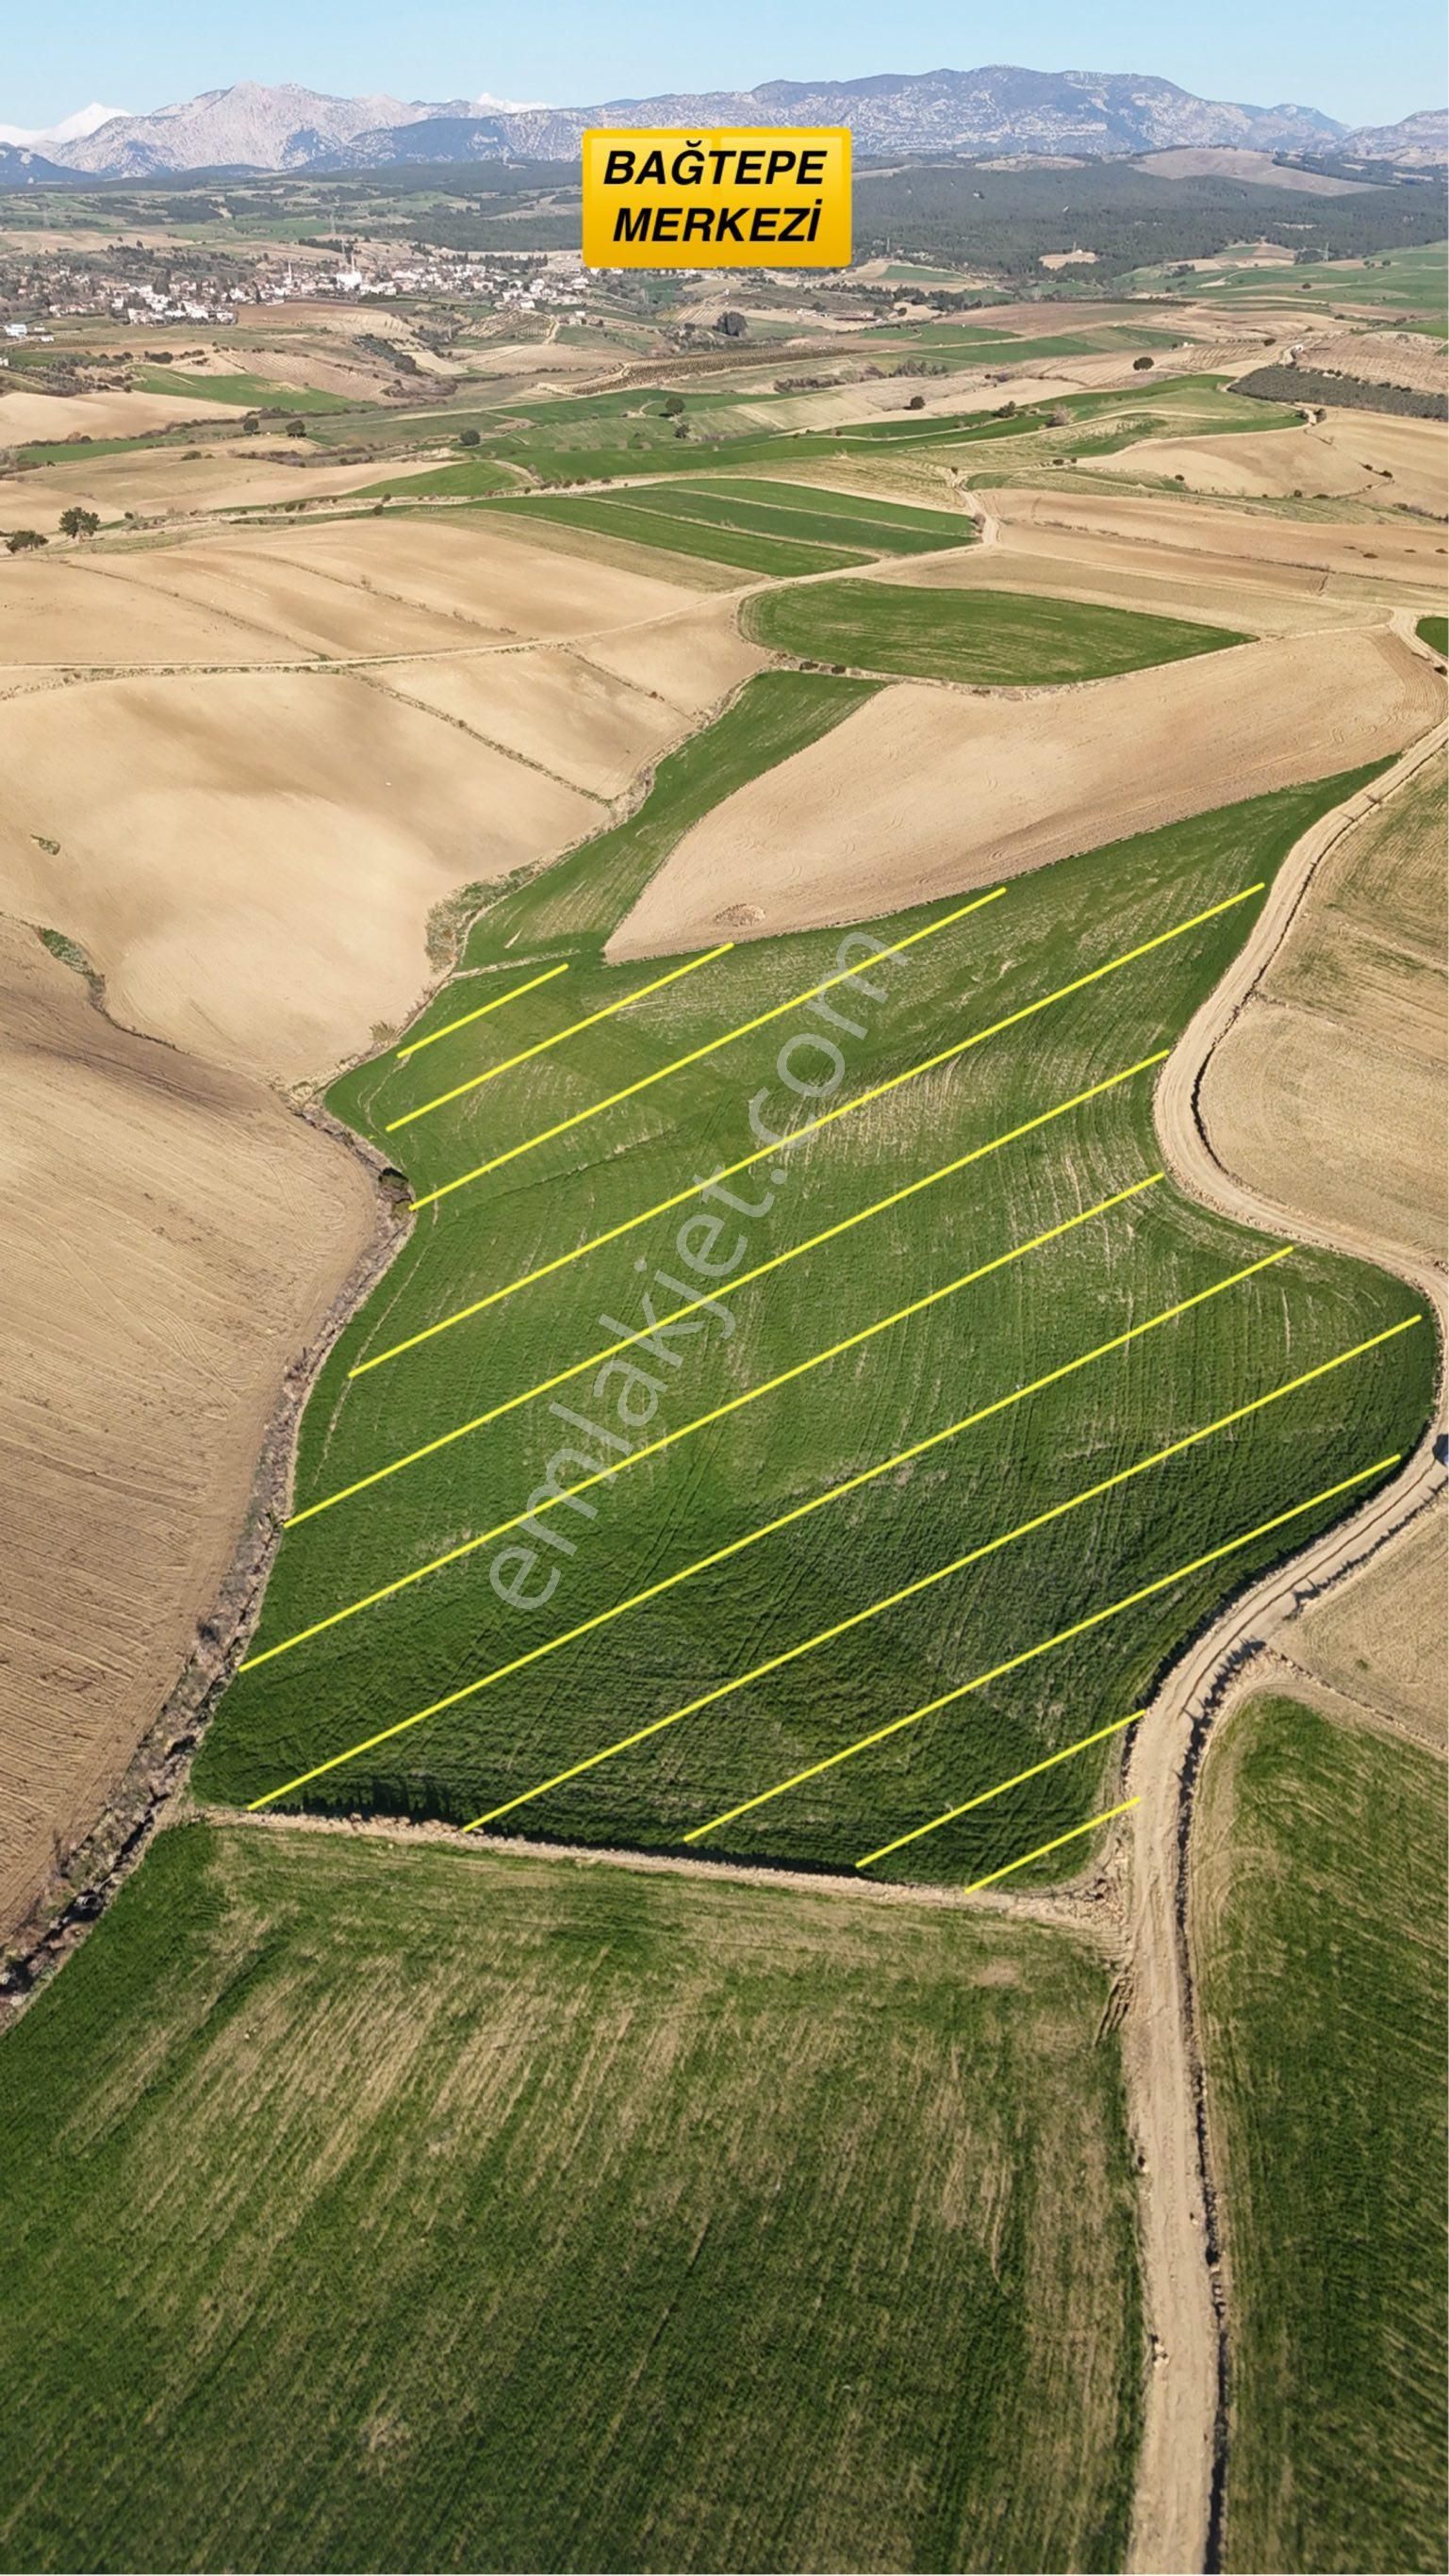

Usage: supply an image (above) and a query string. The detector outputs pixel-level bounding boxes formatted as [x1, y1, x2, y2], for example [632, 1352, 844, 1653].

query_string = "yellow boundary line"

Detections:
[853, 1714, 1144, 1869]
[396, 963, 568, 1062]
[294, 1057, 1164, 1525]
[471, 1338, 1406, 1839]
[966, 1800, 1141, 1895]
[354, 875, 1261, 1371]
[681, 1452, 1391, 1854]
[386, 944, 733, 1130]
[242, 1176, 1164, 1673]
[414, 890, 1005, 1204]
[248, 1323, 1406, 1812]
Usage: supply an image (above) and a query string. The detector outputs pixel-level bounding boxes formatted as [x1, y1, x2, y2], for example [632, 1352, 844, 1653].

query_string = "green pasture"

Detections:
[741, 582, 1246, 682]
[1417, 614, 1448, 657]
[0, 1824, 1142, 2573]
[1197, 1695, 1448, 2573]
[192, 739, 1433, 1885]
[136, 366, 354, 413]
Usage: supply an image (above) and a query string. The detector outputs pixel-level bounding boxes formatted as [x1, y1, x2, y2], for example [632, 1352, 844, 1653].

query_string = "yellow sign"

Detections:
[582, 126, 851, 269]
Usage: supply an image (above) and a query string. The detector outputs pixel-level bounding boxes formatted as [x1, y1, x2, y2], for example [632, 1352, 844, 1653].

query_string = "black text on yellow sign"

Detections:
[582, 127, 851, 269]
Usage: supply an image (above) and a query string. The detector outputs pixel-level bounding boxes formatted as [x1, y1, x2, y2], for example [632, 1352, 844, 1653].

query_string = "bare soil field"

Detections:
[0, 554, 305, 673]
[1292, 1516, 1449, 1745]
[611, 626, 1442, 955]
[0, 518, 760, 1078]
[877, 533, 1383, 635]
[13, 449, 394, 533]
[574, 591, 766, 708]
[987, 486, 1449, 604]
[1300, 329, 1449, 396]
[213, 514, 712, 636]
[377, 646, 712, 797]
[1137, 147, 1372, 191]
[1200, 746, 1447, 1267]
[1097, 411, 1448, 515]
[0, 668, 596, 1079]
[0, 386, 236, 444]
[0, 918, 373, 1941]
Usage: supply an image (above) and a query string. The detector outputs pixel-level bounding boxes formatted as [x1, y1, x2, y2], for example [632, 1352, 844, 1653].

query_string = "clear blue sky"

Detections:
[6, 0, 1443, 132]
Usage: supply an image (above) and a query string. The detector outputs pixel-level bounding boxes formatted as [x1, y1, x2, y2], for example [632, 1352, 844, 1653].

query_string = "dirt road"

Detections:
[1123, 715, 1449, 2575]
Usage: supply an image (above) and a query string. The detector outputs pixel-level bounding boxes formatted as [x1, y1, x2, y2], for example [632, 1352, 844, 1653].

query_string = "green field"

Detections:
[190, 745, 1433, 1887]
[741, 581, 1246, 683]
[1417, 614, 1448, 658]
[136, 366, 355, 413]
[474, 489, 878, 576]
[593, 478, 976, 555]
[1132, 239, 1449, 334]
[1195, 1695, 1448, 2572]
[0, 1822, 1143, 2574]
[467, 478, 976, 577]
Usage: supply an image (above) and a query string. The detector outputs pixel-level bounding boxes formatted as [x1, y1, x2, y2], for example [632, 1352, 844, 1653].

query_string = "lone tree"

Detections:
[1131, 354, 1154, 371]
[285, 418, 307, 437]
[6, 528, 46, 552]
[457, 427, 481, 448]
[716, 310, 747, 337]
[59, 506, 100, 538]
[661, 393, 685, 416]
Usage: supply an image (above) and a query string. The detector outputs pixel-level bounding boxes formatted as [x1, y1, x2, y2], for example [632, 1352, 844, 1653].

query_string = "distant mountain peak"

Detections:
[6, 64, 1434, 179]
[0, 100, 127, 149]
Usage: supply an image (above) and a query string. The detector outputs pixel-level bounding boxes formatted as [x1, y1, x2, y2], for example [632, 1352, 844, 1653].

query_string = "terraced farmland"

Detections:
[742, 580, 1246, 683]
[191, 745, 1433, 1889]
[1194, 1696, 1448, 2574]
[0, 1823, 1144, 2574]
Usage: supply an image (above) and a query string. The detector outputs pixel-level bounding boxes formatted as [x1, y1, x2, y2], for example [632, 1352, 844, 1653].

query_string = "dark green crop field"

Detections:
[1196, 1696, 1448, 2574]
[470, 473, 972, 577]
[0, 1824, 1144, 2574]
[191, 734, 1433, 1889]
[476, 489, 877, 576]
[741, 581, 1246, 684]
[596, 478, 975, 556]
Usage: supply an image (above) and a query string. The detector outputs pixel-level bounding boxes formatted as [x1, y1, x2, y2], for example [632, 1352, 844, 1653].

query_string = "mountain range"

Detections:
[3, 69, 1443, 180]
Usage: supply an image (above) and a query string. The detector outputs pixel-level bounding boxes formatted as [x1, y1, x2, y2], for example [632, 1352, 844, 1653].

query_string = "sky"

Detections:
[4, 0, 1444, 133]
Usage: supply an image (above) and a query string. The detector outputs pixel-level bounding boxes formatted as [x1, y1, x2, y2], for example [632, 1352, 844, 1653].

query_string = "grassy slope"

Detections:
[741, 582, 1246, 683]
[136, 367, 354, 414]
[191, 747, 1433, 1881]
[1195, 1695, 1448, 2573]
[0, 1823, 1143, 2575]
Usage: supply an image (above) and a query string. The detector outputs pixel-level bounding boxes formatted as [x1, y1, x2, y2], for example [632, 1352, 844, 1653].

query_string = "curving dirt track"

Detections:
[1123, 710, 1449, 2575]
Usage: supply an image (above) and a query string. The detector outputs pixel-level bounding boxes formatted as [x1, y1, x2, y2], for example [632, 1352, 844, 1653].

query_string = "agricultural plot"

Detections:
[475, 490, 874, 578]
[459, 672, 876, 953]
[741, 580, 1245, 683]
[471, 479, 973, 579]
[191, 751, 1434, 1894]
[0, 1823, 1144, 2574]
[1194, 1696, 1448, 2574]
